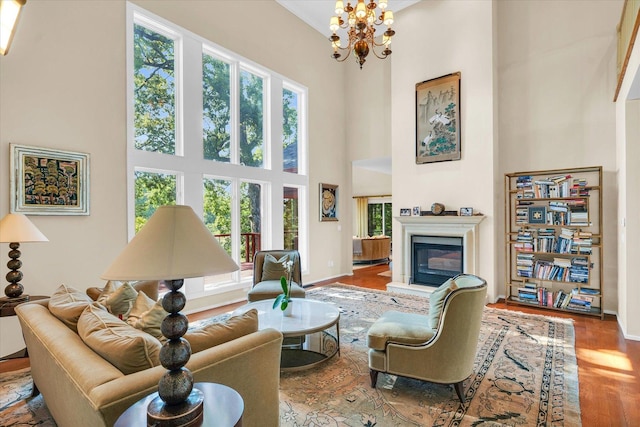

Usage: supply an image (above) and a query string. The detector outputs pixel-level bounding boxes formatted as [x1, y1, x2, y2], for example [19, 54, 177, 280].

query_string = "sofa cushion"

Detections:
[261, 253, 290, 281]
[427, 278, 458, 329]
[48, 284, 95, 333]
[97, 281, 138, 318]
[127, 291, 168, 342]
[184, 309, 258, 354]
[367, 310, 435, 351]
[78, 304, 161, 374]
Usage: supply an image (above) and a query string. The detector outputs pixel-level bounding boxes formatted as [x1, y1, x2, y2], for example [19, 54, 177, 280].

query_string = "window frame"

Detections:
[126, 3, 309, 299]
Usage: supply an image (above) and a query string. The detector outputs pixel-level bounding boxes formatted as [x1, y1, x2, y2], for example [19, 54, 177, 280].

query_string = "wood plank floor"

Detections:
[2, 263, 638, 426]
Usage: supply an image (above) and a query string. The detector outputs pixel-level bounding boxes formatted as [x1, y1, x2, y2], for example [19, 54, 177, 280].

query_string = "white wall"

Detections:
[0, 1, 349, 319]
[391, 1, 498, 299]
[497, 0, 622, 313]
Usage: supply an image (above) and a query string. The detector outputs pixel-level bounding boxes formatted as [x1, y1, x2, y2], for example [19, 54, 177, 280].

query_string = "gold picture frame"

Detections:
[320, 183, 338, 222]
[10, 144, 90, 215]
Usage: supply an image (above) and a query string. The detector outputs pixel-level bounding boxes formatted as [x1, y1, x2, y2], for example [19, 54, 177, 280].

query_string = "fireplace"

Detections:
[387, 215, 485, 297]
[411, 236, 463, 286]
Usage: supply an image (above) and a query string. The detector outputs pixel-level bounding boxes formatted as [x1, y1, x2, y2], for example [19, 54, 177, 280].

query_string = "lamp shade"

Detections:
[0, 213, 48, 243]
[0, 0, 26, 55]
[101, 205, 238, 281]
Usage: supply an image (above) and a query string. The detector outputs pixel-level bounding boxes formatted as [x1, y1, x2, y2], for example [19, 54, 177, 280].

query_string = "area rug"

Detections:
[279, 284, 580, 427]
[0, 284, 580, 427]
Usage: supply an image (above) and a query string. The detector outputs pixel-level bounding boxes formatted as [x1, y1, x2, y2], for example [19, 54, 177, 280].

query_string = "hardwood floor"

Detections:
[3, 263, 638, 426]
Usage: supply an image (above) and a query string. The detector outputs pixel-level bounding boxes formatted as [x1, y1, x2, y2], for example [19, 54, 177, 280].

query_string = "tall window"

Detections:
[128, 5, 308, 297]
[368, 201, 392, 237]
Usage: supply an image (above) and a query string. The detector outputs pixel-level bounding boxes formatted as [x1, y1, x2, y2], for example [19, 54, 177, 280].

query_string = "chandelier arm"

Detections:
[370, 45, 390, 60]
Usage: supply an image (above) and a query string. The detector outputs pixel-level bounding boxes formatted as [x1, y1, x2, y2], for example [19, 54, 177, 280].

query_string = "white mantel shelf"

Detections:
[389, 214, 486, 296]
[395, 215, 486, 225]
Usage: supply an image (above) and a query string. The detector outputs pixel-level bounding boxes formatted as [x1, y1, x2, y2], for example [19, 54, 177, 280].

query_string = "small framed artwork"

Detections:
[320, 183, 338, 221]
[412, 206, 421, 216]
[415, 72, 461, 164]
[528, 206, 547, 224]
[10, 144, 90, 215]
[400, 208, 411, 216]
[460, 207, 473, 216]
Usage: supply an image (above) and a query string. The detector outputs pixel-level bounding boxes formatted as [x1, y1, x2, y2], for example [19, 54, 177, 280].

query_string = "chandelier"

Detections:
[329, 0, 395, 69]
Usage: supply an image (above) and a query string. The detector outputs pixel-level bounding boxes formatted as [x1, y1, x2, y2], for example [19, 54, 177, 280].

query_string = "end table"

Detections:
[1, 295, 48, 360]
[114, 382, 243, 427]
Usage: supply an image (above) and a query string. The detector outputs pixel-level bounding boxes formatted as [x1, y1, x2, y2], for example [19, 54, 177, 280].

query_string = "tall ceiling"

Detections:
[276, 0, 421, 37]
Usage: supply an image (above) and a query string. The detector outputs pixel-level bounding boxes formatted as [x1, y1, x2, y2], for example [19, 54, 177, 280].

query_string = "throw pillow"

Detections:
[261, 254, 290, 281]
[48, 284, 95, 333]
[427, 278, 459, 329]
[184, 309, 258, 354]
[97, 281, 138, 318]
[127, 291, 168, 342]
[78, 304, 161, 374]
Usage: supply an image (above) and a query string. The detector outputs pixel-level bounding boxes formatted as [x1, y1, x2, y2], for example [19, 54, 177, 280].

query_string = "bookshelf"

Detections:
[504, 166, 604, 319]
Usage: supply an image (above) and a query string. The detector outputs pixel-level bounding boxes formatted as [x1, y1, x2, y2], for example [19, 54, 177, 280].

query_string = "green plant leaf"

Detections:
[272, 294, 284, 309]
[280, 276, 288, 295]
[280, 299, 288, 311]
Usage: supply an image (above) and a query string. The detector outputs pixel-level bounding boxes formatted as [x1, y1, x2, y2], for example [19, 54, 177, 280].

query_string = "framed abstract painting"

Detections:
[320, 183, 338, 221]
[10, 144, 90, 215]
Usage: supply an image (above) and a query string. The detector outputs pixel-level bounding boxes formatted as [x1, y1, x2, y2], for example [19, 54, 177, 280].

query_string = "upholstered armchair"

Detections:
[366, 274, 487, 402]
[247, 250, 305, 302]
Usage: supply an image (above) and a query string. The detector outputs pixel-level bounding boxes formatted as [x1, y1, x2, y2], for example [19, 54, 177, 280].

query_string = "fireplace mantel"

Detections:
[389, 215, 486, 296]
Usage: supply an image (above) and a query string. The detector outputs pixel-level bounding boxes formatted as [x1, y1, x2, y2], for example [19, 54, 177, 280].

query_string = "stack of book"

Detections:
[555, 228, 574, 253]
[517, 285, 538, 303]
[571, 231, 593, 255]
[569, 257, 590, 283]
[515, 229, 534, 252]
[536, 228, 556, 252]
[570, 178, 589, 197]
[516, 175, 534, 199]
[516, 206, 529, 224]
[516, 253, 534, 278]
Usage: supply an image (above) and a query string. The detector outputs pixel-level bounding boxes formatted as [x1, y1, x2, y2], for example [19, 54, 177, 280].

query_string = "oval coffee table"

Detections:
[232, 298, 340, 371]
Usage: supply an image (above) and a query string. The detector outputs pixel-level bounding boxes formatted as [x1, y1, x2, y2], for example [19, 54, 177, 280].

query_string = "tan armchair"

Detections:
[247, 250, 305, 302]
[366, 274, 487, 402]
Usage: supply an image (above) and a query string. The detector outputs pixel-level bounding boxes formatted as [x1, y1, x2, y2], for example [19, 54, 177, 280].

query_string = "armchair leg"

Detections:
[453, 381, 465, 403]
[369, 369, 379, 388]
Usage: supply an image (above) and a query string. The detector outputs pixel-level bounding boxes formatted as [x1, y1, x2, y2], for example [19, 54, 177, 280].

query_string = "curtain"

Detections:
[356, 197, 368, 237]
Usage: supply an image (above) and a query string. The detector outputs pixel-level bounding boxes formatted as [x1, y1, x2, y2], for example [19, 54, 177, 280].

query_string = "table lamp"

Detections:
[101, 205, 239, 426]
[0, 213, 48, 301]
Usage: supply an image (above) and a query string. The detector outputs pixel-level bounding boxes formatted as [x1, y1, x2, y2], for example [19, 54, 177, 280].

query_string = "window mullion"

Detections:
[230, 62, 240, 165]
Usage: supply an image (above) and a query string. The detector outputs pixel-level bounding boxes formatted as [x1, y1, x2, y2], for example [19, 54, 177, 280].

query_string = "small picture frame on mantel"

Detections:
[460, 207, 473, 216]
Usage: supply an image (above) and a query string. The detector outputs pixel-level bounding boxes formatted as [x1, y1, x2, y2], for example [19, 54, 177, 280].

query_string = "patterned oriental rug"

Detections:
[279, 284, 581, 427]
[0, 284, 581, 427]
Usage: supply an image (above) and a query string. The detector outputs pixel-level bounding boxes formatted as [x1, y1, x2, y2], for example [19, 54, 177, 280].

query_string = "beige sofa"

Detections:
[16, 298, 283, 427]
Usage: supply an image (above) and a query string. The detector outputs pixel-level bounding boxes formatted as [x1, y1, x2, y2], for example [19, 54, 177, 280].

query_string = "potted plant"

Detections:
[273, 258, 294, 316]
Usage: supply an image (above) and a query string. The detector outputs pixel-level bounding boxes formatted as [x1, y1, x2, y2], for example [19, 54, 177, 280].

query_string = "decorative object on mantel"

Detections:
[102, 205, 239, 426]
[416, 72, 461, 164]
[399, 208, 411, 216]
[412, 206, 421, 216]
[430, 202, 445, 215]
[0, 0, 26, 55]
[0, 213, 48, 300]
[460, 207, 473, 216]
[10, 144, 90, 215]
[328, 0, 396, 69]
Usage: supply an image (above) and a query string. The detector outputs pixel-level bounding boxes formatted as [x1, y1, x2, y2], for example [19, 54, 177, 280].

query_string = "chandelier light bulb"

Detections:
[335, 0, 344, 15]
[378, 0, 388, 10]
[383, 10, 394, 26]
[330, 16, 340, 32]
[355, 1, 366, 19]
[348, 14, 356, 27]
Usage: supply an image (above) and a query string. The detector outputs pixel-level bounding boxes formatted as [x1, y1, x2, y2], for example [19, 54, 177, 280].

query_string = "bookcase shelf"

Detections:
[505, 166, 604, 319]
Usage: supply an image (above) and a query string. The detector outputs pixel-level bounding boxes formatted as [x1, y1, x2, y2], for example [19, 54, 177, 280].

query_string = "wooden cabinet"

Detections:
[504, 166, 603, 319]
